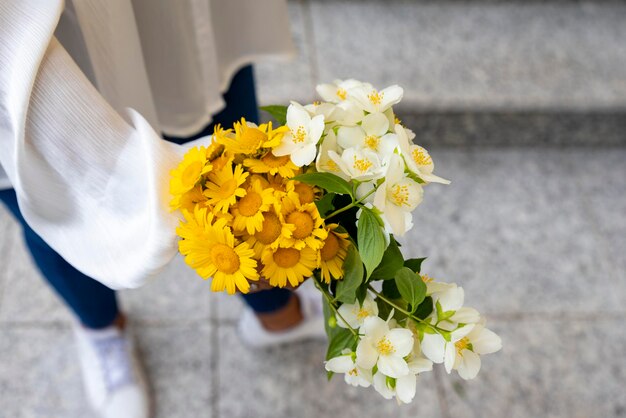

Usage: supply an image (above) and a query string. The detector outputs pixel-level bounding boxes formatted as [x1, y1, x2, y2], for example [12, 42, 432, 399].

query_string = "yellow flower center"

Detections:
[412, 148, 432, 166]
[353, 156, 373, 173]
[376, 337, 395, 355]
[320, 233, 340, 261]
[455, 337, 470, 356]
[356, 308, 370, 320]
[389, 184, 409, 206]
[336, 88, 347, 101]
[347, 368, 359, 376]
[294, 183, 315, 204]
[273, 247, 301, 268]
[323, 160, 339, 172]
[292, 126, 307, 143]
[421, 274, 434, 283]
[182, 161, 203, 187]
[364, 135, 380, 151]
[313, 100, 322, 106]
[238, 191, 262, 217]
[394, 116, 402, 125]
[262, 152, 291, 168]
[210, 244, 240, 274]
[240, 127, 267, 152]
[368, 91, 383, 106]
[255, 212, 282, 244]
[286, 211, 314, 239]
[216, 178, 238, 199]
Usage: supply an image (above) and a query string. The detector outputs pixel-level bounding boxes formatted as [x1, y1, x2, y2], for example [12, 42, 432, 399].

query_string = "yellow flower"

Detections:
[171, 185, 209, 213]
[215, 118, 287, 155]
[170, 146, 212, 204]
[204, 163, 248, 213]
[179, 217, 259, 294]
[261, 245, 318, 288]
[245, 207, 295, 258]
[244, 151, 300, 178]
[319, 224, 351, 283]
[176, 206, 215, 242]
[280, 192, 328, 250]
[231, 179, 276, 235]
[291, 181, 321, 204]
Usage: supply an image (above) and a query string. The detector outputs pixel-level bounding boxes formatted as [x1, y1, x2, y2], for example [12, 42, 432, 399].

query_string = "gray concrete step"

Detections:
[255, 0, 626, 145]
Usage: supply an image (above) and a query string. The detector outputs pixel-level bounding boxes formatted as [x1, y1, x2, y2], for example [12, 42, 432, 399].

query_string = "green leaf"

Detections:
[382, 279, 401, 299]
[394, 267, 427, 312]
[293, 172, 353, 196]
[404, 257, 426, 273]
[260, 105, 287, 125]
[357, 207, 387, 279]
[371, 237, 404, 280]
[326, 328, 356, 361]
[314, 192, 335, 217]
[355, 283, 368, 306]
[413, 296, 434, 320]
[335, 245, 364, 304]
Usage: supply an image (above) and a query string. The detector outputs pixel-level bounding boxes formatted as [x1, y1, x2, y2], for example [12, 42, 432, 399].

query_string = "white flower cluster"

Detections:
[325, 276, 502, 404]
[272, 79, 450, 236]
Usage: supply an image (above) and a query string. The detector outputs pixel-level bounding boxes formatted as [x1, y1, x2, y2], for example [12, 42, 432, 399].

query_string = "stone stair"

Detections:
[255, 0, 626, 146]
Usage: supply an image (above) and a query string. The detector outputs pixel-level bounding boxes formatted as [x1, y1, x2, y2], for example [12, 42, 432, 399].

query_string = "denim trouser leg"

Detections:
[0, 189, 119, 328]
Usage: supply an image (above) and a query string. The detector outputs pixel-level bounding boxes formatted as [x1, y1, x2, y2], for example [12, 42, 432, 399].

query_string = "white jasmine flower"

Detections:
[315, 130, 349, 179]
[337, 113, 399, 160]
[373, 154, 423, 236]
[420, 273, 457, 295]
[304, 101, 343, 122]
[445, 321, 501, 380]
[356, 316, 414, 378]
[325, 349, 373, 388]
[355, 180, 377, 204]
[349, 84, 403, 113]
[337, 294, 379, 329]
[317, 79, 364, 103]
[328, 147, 386, 181]
[335, 100, 365, 126]
[273, 102, 324, 166]
[420, 330, 447, 364]
[396, 124, 450, 184]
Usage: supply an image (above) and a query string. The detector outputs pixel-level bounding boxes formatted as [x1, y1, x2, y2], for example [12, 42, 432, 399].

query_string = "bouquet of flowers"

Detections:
[169, 79, 501, 404]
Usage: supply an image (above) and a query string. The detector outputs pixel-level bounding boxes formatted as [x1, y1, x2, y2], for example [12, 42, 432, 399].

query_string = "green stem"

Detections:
[313, 277, 359, 337]
[367, 285, 444, 334]
[324, 187, 377, 221]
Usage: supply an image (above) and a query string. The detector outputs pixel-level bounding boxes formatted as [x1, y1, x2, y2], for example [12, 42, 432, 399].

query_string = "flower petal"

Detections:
[325, 355, 354, 373]
[396, 374, 417, 404]
[286, 103, 310, 129]
[362, 112, 390, 137]
[471, 328, 502, 354]
[377, 354, 410, 378]
[373, 372, 395, 400]
[420, 332, 446, 364]
[444, 342, 456, 374]
[457, 349, 481, 380]
[337, 126, 365, 149]
[386, 328, 414, 357]
[356, 339, 378, 370]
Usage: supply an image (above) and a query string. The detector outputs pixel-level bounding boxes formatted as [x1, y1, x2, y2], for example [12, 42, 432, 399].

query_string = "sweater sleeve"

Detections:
[0, 1, 184, 289]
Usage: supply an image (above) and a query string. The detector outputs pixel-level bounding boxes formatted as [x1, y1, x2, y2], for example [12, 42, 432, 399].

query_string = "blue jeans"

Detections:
[0, 66, 291, 328]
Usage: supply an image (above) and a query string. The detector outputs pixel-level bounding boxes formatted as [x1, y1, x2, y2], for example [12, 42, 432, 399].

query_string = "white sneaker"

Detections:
[74, 323, 151, 418]
[237, 280, 327, 348]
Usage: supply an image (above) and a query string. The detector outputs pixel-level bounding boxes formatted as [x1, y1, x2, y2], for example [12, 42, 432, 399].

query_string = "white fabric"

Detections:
[0, 0, 294, 289]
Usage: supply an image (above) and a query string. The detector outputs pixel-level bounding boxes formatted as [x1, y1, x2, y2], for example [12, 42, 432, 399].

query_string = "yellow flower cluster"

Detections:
[170, 118, 351, 294]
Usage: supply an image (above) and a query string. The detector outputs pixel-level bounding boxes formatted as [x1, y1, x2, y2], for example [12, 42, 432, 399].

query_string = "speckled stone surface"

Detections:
[400, 148, 625, 315]
[216, 325, 443, 418]
[255, 1, 316, 107]
[440, 318, 626, 418]
[309, 1, 626, 110]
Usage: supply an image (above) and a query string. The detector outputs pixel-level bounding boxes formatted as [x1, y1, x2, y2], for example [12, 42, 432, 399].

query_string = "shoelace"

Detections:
[91, 335, 134, 394]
